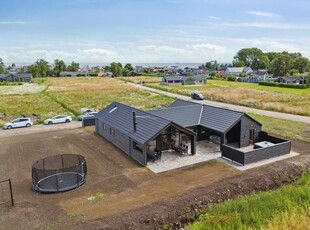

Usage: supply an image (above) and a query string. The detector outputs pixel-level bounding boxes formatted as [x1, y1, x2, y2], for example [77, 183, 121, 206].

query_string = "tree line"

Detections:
[206, 48, 310, 76]
[1, 47, 310, 77]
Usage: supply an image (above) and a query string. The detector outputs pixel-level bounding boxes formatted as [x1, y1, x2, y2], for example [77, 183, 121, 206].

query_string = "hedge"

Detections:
[259, 81, 308, 89]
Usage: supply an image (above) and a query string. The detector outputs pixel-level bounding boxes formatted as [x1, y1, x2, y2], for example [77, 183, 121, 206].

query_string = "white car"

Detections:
[3, 118, 33, 129]
[44, 115, 72, 125]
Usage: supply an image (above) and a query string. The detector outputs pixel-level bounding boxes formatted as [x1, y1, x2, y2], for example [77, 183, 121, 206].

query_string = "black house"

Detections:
[95, 102, 196, 166]
[93, 100, 292, 166]
[148, 100, 262, 148]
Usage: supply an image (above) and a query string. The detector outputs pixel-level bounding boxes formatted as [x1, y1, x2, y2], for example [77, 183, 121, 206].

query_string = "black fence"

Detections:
[32, 154, 87, 193]
[82, 117, 95, 127]
[222, 132, 291, 165]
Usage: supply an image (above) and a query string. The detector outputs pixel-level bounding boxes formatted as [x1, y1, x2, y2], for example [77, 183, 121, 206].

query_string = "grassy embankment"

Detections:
[188, 173, 310, 230]
[146, 79, 310, 116]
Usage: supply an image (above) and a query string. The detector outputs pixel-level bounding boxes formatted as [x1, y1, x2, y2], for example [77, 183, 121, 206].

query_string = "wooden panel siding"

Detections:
[239, 116, 261, 148]
[221, 140, 291, 165]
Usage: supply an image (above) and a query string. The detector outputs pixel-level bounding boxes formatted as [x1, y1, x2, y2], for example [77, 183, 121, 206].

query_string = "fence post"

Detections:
[8, 179, 14, 206]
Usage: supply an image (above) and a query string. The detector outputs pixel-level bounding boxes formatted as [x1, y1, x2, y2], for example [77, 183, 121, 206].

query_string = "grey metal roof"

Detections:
[163, 76, 206, 81]
[0, 74, 9, 79]
[151, 99, 255, 133]
[15, 73, 32, 78]
[167, 100, 197, 108]
[0, 73, 32, 79]
[96, 102, 171, 144]
[98, 100, 261, 142]
[148, 105, 202, 127]
[163, 76, 183, 81]
[199, 105, 244, 133]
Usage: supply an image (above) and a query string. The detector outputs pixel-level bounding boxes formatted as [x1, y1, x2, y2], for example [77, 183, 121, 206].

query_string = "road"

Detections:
[0, 121, 82, 138]
[129, 82, 310, 124]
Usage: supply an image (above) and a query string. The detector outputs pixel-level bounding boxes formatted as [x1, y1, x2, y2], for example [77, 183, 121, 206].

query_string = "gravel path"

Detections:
[129, 83, 310, 124]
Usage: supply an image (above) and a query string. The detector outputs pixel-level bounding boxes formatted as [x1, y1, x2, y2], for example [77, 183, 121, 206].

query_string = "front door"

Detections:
[249, 129, 255, 144]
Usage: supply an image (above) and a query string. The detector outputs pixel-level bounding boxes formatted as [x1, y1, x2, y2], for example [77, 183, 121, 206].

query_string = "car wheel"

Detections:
[48, 121, 53, 125]
[7, 125, 12, 129]
[65, 119, 70, 123]
[26, 123, 31, 127]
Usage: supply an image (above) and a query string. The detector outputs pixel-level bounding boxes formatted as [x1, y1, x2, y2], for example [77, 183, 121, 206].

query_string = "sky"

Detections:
[1, 0, 310, 64]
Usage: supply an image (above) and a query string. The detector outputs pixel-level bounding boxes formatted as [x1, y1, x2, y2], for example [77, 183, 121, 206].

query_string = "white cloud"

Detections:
[211, 22, 310, 30]
[208, 16, 222, 20]
[247, 11, 282, 18]
[0, 34, 309, 64]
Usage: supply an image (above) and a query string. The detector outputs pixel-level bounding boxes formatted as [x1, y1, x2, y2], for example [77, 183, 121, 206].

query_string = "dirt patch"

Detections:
[79, 154, 310, 230]
[0, 128, 309, 229]
[0, 128, 238, 229]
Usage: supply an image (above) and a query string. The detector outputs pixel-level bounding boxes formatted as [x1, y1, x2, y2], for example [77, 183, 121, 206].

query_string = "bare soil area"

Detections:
[0, 128, 308, 229]
[0, 127, 238, 229]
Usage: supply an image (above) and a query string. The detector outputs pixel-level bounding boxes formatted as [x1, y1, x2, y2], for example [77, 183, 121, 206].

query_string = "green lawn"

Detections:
[0, 94, 72, 124]
[206, 79, 310, 95]
[248, 113, 310, 143]
[188, 174, 310, 230]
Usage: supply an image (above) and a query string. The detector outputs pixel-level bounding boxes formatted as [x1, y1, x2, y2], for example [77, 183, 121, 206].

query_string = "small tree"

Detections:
[234, 61, 245, 67]
[289, 69, 299, 76]
[227, 75, 236, 81]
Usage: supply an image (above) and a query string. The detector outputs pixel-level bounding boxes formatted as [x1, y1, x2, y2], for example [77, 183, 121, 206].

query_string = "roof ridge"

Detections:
[202, 104, 244, 115]
[198, 105, 203, 124]
[154, 104, 201, 111]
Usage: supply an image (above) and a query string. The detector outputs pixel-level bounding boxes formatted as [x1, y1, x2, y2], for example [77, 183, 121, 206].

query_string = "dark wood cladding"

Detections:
[221, 139, 291, 165]
[82, 117, 95, 127]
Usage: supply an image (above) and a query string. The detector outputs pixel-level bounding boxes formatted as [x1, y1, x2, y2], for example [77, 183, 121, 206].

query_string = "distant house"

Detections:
[160, 76, 207, 86]
[59, 71, 79, 77]
[103, 72, 114, 78]
[215, 71, 228, 78]
[0, 73, 32, 82]
[277, 77, 302, 84]
[237, 76, 262, 83]
[253, 69, 268, 77]
[226, 67, 253, 76]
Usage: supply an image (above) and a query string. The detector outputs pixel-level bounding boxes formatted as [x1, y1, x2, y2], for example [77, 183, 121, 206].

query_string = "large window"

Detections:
[133, 141, 143, 153]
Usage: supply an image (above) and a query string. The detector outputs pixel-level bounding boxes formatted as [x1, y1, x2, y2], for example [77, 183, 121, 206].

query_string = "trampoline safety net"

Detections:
[32, 154, 87, 193]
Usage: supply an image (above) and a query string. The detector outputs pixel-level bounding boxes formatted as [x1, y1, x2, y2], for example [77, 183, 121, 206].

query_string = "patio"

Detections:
[147, 140, 221, 173]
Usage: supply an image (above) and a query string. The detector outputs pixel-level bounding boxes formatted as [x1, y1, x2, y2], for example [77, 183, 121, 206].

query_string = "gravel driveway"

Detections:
[0, 121, 82, 138]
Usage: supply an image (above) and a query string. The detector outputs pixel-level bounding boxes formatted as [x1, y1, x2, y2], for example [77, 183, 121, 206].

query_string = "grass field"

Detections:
[118, 76, 162, 84]
[44, 77, 173, 111]
[0, 77, 173, 125]
[188, 173, 310, 230]
[146, 79, 310, 116]
[0, 77, 309, 143]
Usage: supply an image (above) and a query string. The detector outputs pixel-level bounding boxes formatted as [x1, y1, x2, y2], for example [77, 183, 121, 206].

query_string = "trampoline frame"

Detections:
[32, 154, 87, 193]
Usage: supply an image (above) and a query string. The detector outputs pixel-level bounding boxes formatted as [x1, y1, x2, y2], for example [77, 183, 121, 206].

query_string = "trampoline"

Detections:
[32, 154, 87, 193]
